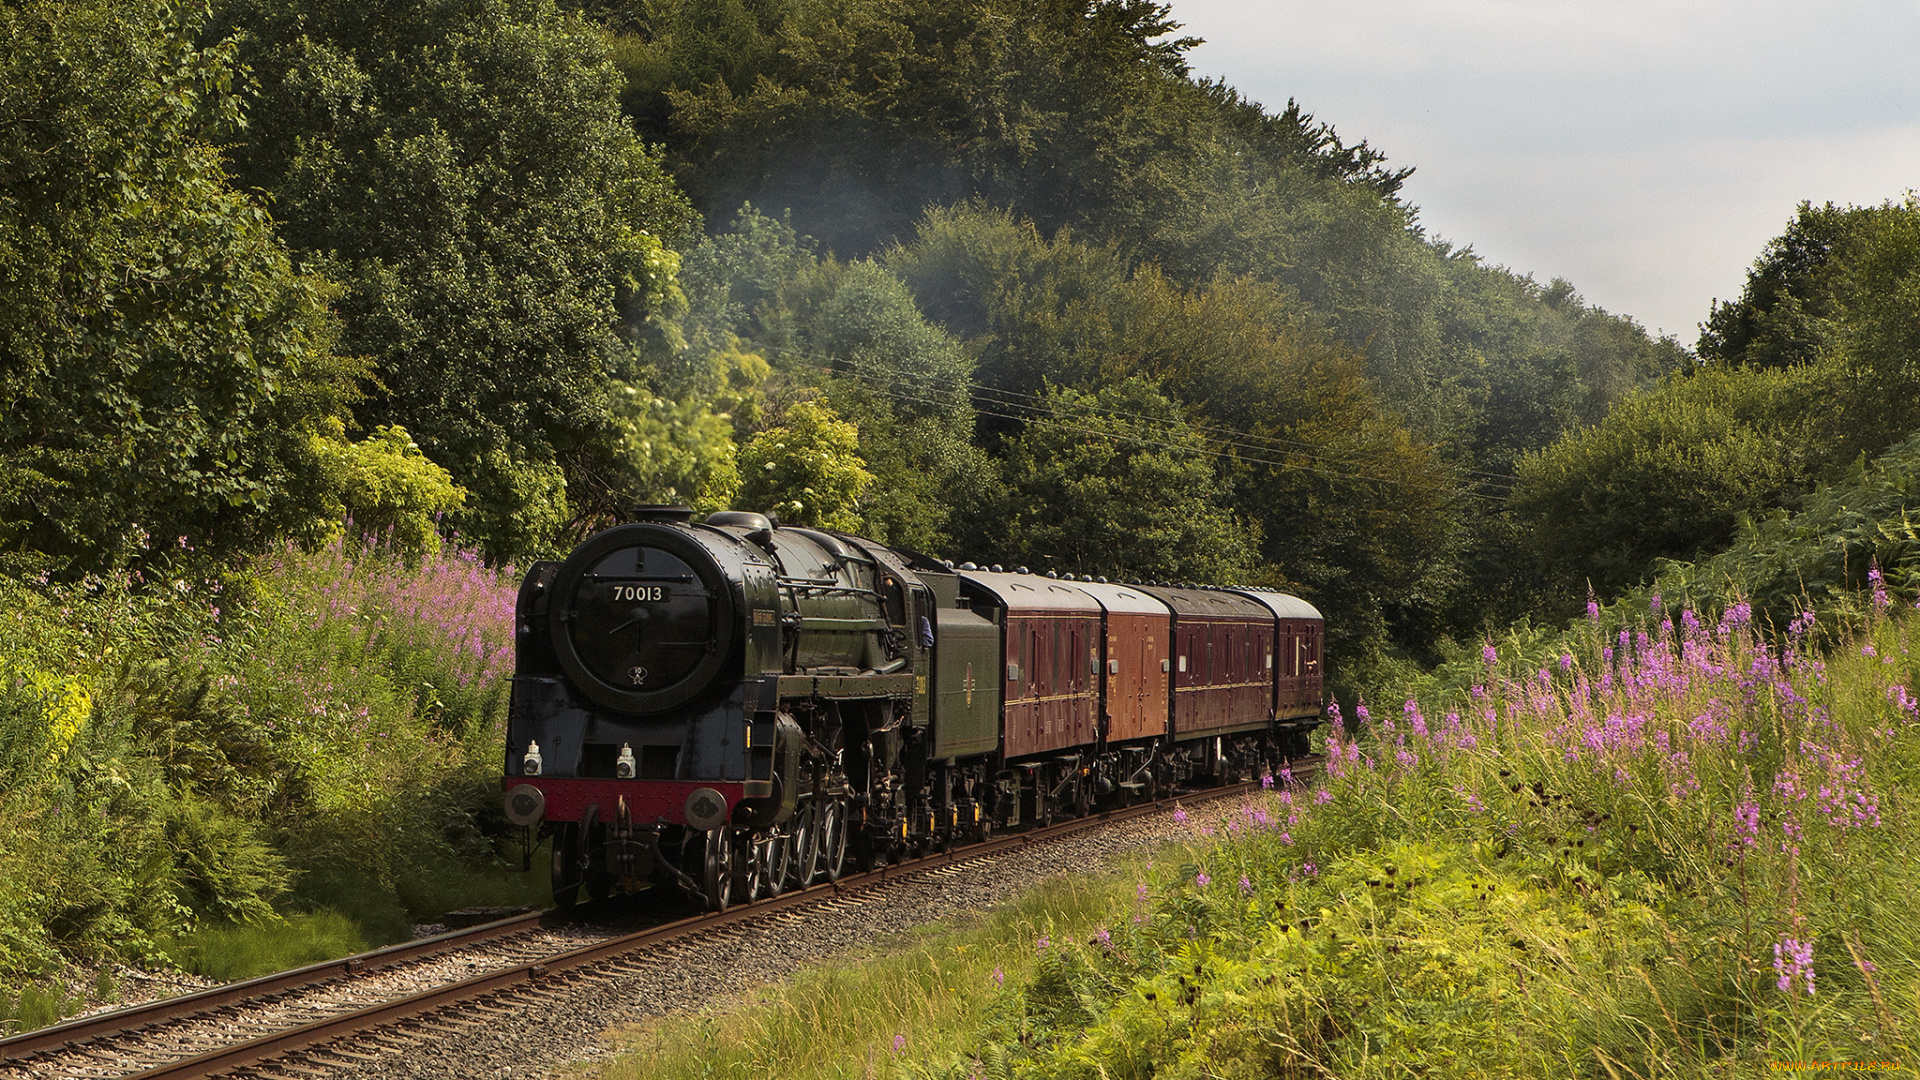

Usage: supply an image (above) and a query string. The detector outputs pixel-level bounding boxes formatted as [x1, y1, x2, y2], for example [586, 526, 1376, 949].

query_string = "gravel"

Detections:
[336, 800, 1234, 1080]
[0, 926, 618, 1080]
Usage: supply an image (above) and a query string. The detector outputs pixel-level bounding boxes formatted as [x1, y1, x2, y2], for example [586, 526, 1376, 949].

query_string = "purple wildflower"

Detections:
[1195, 871, 1211, 888]
[1735, 797, 1760, 847]
[1773, 936, 1815, 996]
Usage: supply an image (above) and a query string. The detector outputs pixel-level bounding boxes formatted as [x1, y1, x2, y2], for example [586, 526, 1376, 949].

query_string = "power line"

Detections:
[723, 339, 1517, 500]
[825, 357, 1517, 501]
[830, 366, 1512, 504]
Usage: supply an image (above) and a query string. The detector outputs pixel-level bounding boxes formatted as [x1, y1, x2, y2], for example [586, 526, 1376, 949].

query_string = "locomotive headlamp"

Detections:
[522, 741, 543, 776]
[615, 743, 636, 779]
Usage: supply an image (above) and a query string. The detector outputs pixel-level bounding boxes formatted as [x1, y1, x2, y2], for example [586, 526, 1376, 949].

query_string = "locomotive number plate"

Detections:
[610, 584, 670, 602]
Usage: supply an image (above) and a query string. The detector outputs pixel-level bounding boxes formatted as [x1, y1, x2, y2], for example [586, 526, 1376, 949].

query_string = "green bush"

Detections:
[0, 532, 534, 1025]
[929, 602, 1920, 1077]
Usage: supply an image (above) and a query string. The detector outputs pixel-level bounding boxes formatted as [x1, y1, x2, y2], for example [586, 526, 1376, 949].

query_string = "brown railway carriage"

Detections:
[1070, 580, 1173, 745]
[1231, 589, 1325, 723]
[1134, 586, 1275, 738]
[956, 571, 1102, 759]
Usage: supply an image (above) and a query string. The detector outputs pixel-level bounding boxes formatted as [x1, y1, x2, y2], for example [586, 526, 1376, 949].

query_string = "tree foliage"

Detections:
[0, 0, 358, 575]
[889, 206, 1460, 657]
[1521, 198, 1920, 605]
[738, 399, 873, 532]
[668, 207, 994, 550]
[311, 424, 467, 562]
[986, 379, 1258, 583]
[576, 0, 1684, 653]
[211, 0, 701, 559]
[1511, 363, 1846, 599]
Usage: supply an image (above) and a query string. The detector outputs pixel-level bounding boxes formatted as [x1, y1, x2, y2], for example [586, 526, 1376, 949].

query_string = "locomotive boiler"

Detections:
[502, 506, 1323, 911]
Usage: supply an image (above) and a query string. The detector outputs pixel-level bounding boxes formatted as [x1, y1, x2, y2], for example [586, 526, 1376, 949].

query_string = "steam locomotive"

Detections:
[501, 506, 1323, 911]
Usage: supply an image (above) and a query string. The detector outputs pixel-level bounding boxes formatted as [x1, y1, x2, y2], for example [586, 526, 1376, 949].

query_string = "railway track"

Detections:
[1, 761, 1318, 1080]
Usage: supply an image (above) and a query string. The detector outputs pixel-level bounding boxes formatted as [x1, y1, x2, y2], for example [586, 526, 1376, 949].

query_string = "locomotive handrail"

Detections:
[777, 575, 858, 588]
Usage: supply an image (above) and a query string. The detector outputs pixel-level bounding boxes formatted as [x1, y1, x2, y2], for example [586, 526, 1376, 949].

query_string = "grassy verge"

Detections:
[584, 852, 1192, 1080]
[0, 535, 533, 1029]
[587, 598, 1920, 1079]
[158, 911, 369, 983]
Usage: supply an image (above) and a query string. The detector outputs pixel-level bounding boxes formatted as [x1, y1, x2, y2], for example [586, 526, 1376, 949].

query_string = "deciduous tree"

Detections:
[0, 0, 356, 574]
[212, 0, 700, 559]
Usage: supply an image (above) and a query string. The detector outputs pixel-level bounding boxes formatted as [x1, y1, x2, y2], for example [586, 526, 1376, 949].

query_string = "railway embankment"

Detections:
[0, 538, 541, 1033]
[588, 603, 1920, 1079]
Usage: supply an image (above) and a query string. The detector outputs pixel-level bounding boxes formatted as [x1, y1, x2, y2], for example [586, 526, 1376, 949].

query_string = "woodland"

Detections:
[6, 0, 1920, 1052]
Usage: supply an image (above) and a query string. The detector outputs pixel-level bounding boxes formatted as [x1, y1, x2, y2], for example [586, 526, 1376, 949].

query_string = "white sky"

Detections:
[1169, 0, 1920, 343]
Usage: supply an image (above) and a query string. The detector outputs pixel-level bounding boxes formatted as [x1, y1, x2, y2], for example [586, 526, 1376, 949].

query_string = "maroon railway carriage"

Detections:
[1230, 588, 1325, 757]
[954, 571, 1101, 759]
[1134, 585, 1274, 739]
[1069, 580, 1173, 746]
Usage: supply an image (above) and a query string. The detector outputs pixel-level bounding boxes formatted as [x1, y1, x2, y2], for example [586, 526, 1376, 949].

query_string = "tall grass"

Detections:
[954, 597, 1920, 1077]
[0, 534, 539, 1030]
[591, 869, 1146, 1080]
[585, 596, 1920, 1078]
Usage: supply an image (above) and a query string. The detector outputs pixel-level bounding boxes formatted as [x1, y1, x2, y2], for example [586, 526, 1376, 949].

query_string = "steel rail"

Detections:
[0, 909, 545, 1060]
[125, 765, 1320, 1080]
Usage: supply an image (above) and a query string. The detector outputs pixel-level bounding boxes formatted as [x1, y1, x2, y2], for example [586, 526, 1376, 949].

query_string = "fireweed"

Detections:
[0, 539, 524, 1012]
[940, 598, 1920, 1078]
[231, 537, 519, 881]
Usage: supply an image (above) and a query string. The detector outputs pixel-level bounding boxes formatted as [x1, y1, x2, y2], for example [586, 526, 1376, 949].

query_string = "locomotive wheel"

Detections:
[819, 798, 849, 882]
[787, 801, 820, 889]
[550, 824, 584, 910]
[701, 827, 734, 912]
[758, 831, 787, 900]
[731, 830, 761, 902]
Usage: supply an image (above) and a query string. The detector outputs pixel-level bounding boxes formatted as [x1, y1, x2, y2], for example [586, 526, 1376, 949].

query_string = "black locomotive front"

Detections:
[501, 506, 923, 908]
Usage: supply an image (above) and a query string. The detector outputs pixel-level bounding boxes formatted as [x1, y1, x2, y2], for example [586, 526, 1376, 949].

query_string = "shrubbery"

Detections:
[940, 601, 1919, 1076]
[0, 535, 536, 1027]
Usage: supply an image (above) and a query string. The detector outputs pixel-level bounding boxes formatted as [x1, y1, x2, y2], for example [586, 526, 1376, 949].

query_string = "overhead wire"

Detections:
[812, 354, 1520, 501]
[823, 362, 1515, 503]
[858, 358, 1525, 489]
